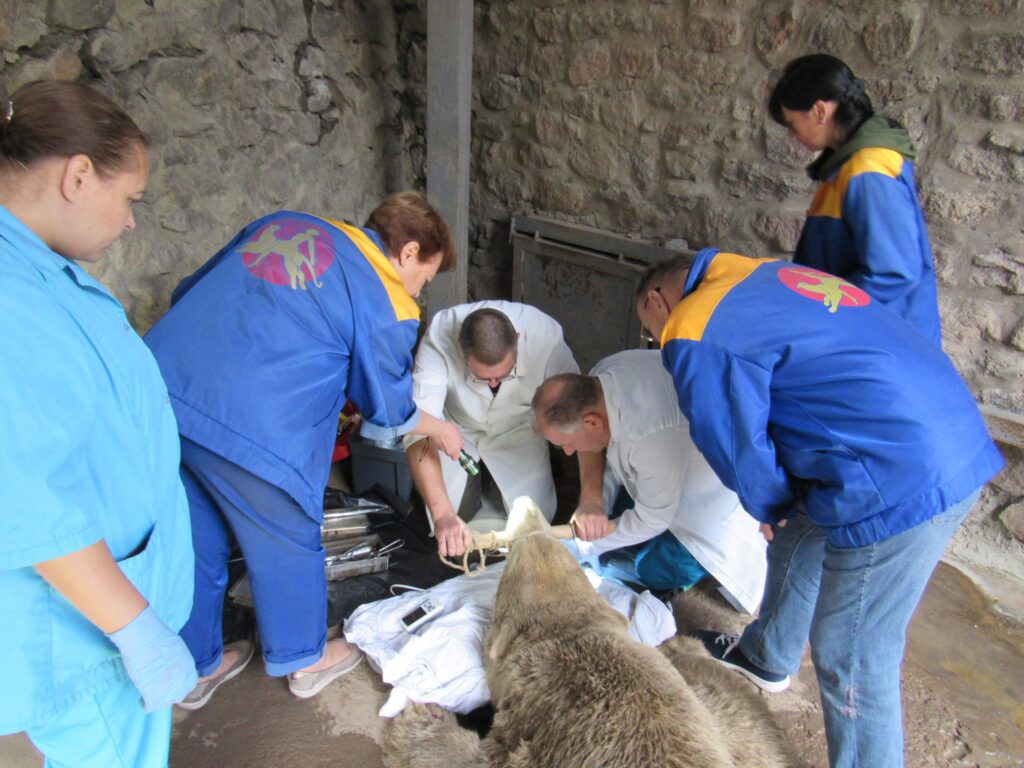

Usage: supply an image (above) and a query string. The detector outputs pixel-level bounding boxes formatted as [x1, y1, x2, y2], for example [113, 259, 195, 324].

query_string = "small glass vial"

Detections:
[458, 449, 480, 476]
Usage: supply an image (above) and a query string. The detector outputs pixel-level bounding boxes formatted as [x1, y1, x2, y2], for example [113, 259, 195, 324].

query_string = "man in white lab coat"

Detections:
[532, 350, 767, 613]
[405, 301, 579, 557]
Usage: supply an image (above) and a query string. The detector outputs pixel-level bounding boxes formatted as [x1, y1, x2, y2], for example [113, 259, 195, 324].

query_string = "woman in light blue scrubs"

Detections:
[0, 80, 197, 767]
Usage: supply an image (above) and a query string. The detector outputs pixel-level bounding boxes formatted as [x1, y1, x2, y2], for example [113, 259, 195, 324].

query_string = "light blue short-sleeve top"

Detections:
[0, 205, 194, 733]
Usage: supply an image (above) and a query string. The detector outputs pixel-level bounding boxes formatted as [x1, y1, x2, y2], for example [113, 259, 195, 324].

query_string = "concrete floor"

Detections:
[3, 561, 1022, 767]
[765, 564, 1024, 767]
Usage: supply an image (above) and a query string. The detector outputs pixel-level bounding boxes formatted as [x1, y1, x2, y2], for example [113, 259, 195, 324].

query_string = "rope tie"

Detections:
[437, 521, 609, 577]
[437, 529, 540, 577]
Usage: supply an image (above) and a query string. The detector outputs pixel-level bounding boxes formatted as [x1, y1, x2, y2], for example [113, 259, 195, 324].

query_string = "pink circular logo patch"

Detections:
[777, 266, 870, 313]
[241, 220, 333, 291]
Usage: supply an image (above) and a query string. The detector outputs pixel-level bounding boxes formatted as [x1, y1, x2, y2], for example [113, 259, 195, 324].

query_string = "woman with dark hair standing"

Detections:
[769, 53, 942, 343]
[145, 191, 463, 707]
[0, 80, 196, 766]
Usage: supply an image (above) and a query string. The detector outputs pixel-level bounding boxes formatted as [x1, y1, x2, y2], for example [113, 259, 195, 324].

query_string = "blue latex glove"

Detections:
[107, 605, 198, 712]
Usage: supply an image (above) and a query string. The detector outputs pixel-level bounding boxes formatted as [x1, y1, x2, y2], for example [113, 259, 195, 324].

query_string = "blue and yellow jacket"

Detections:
[145, 211, 422, 515]
[795, 116, 941, 344]
[660, 248, 1003, 548]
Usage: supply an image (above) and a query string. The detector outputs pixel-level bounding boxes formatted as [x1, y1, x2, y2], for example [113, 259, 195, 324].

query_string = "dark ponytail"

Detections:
[768, 54, 873, 142]
[0, 80, 149, 176]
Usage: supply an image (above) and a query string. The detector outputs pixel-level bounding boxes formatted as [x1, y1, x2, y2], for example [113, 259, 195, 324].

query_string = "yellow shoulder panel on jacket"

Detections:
[321, 217, 421, 323]
[807, 148, 905, 220]
[842, 147, 903, 181]
[665, 252, 776, 342]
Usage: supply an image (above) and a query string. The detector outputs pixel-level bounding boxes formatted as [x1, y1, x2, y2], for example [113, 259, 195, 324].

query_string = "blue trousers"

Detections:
[28, 677, 171, 768]
[179, 438, 327, 677]
[739, 491, 979, 768]
[596, 531, 709, 591]
[595, 488, 709, 591]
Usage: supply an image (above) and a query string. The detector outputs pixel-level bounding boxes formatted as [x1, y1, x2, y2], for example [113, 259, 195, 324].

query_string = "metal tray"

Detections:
[325, 554, 389, 582]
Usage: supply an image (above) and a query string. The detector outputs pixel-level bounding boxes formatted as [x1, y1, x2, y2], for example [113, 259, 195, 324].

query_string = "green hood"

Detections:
[807, 115, 917, 181]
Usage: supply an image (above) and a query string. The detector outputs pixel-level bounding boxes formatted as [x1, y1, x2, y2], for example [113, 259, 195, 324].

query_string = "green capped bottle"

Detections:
[458, 449, 480, 476]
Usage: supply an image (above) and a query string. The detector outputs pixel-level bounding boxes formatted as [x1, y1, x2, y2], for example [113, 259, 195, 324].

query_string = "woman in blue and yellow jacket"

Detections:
[770, 54, 942, 344]
[145, 192, 463, 708]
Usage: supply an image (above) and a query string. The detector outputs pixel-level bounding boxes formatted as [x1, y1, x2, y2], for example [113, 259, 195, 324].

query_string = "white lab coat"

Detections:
[583, 350, 767, 614]
[405, 301, 579, 520]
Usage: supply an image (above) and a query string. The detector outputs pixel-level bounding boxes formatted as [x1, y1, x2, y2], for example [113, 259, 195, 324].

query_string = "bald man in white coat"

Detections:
[533, 350, 767, 613]
[405, 300, 579, 556]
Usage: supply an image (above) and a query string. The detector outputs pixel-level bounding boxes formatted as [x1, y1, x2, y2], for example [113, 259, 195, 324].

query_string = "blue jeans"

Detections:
[739, 490, 979, 768]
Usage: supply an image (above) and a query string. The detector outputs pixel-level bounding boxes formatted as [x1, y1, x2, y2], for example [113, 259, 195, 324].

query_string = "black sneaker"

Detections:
[694, 630, 791, 693]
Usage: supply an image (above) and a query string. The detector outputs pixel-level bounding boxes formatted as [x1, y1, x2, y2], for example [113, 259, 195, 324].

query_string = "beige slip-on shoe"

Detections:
[177, 639, 255, 710]
[287, 645, 365, 700]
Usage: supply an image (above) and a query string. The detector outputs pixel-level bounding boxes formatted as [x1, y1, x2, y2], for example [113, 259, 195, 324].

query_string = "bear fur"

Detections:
[384, 521, 793, 767]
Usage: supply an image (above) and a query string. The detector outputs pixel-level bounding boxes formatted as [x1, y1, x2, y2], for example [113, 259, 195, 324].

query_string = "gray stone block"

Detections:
[971, 249, 1024, 295]
[533, 8, 566, 43]
[755, 7, 797, 65]
[942, 0, 1023, 17]
[619, 44, 657, 79]
[48, 0, 113, 31]
[999, 501, 1024, 543]
[988, 128, 1024, 154]
[721, 158, 811, 201]
[921, 187, 1003, 228]
[753, 212, 804, 252]
[567, 41, 611, 86]
[689, 12, 742, 52]
[0, 0, 47, 50]
[535, 176, 588, 215]
[949, 144, 1024, 183]
[863, 6, 924, 65]
[955, 32, 1024, 75]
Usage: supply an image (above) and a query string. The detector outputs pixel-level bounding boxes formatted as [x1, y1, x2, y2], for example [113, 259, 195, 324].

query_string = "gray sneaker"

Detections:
[177, 639, 254, 710]
[288, 646, 365, 699]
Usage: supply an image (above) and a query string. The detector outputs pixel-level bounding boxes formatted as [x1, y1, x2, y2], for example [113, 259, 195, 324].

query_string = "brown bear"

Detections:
[384, 521, 793, 768]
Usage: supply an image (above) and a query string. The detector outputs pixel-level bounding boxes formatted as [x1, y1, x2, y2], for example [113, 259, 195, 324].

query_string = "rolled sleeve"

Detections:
[361, 406, 421, 446]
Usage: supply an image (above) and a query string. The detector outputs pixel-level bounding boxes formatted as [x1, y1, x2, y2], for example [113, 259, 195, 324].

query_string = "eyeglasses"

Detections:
[470, 363, 517, 386]
[640, 287, 661, 344]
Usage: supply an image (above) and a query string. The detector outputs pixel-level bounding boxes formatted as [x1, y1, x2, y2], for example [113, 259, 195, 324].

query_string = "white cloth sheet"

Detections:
[344, 557, 676, 717]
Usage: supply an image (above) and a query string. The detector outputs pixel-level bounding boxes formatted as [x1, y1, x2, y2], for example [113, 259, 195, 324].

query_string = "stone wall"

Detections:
[0, 0, 417, 330]
[465, 0, 1024, 600]
[3, 0, 1022, 605]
